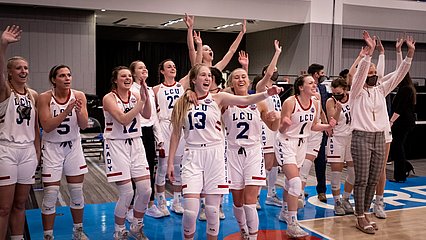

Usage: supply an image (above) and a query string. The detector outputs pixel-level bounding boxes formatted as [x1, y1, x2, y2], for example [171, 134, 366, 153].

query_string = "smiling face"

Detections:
[115, 69, 133, 91]
[52, 67, 72, 90]
[134, 61, 148, 81]
[160, 60, 176, 81]
[8, 58, 29, 85]
[229, 69, 249, 96]
[191, 65, 212, 96]
[298, 76, 317, 96]
[202, 45, 214, 63]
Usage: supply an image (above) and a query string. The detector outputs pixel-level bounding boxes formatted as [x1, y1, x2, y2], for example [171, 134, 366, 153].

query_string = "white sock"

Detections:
[267, 167, 278, 196]
[299, 160, 313, 183]
[333, 195, 341, 203]
[342, 191, 351, 200]
[114, 223, 126, 232]
[10, 235, 24, 240]
[233, 205, 248, 234]
[288, 211, 297, 224]
[376, 195, 384, 202]
[173, 191, 182, 202]
[282, 201, 288, 212]
[44, 230, 53, 236]
[73, 222, 83, 230]
[157, 192, 166, 204]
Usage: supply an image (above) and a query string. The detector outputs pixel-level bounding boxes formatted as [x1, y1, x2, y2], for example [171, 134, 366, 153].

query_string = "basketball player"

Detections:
[325, 77, 354, 216]
[38, 65, 88, 240]
[223, 67, 280, 240]
[167, 64, 281, 240]
[276, 75, 336, 238]
[0, 25, 41, 240]
[152, 59, 186, 215]
[103, 66, 152, 239]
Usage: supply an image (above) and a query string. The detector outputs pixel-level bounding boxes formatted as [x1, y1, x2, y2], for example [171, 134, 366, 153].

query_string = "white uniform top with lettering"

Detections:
[261, 94, 281, 152]
[183, 94, 222, 145]
[282, 96, 317, 139]
[0, 92, 35, 146]
[130, 83, 157, 127]
[333, 96, 351, 137]
[223, 104, 262, 149]
[103, 91, 141, 140]
[42, 90, 80, 142]
[156, 82, 184, 121]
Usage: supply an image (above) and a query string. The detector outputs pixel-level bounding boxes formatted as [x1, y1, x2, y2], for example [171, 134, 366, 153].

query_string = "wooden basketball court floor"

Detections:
[25, 172, 426, 240]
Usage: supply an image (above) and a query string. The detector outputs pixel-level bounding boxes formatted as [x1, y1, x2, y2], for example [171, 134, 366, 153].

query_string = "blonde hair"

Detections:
[225, 68, 247, 88]
[171, 63, 207, 133]
[7, 56, 35, 103]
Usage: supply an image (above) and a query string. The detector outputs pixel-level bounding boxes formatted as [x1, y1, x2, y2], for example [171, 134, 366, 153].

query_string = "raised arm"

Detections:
[102, 93, 145, 126]
[376, 37, 385, 80]
[184, 14, 197, 66]
[139, 81, 152, 119]
[381, 35, 415, 96]
[351, 31, 376, 98]
[396, 37, 404, 68]
[0, 25, 22, 103]
[255, 40, 282, 92]
[348, 46, 368, 86]
[214, 19, 246, 71]
[326, 97, 342, 123]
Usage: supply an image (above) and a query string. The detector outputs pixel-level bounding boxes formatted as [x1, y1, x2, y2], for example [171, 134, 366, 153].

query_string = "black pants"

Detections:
[314, 134, 327, 194]
[390, 124, 413, 181]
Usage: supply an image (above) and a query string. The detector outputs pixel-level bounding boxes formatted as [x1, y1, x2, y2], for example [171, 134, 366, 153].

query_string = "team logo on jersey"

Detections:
[204, 98, 212, 104]
[311, 107, 315, 113]
[131, 98, 137, 104]
[249, 104, 257, 110]
[176, 83, 182, 87]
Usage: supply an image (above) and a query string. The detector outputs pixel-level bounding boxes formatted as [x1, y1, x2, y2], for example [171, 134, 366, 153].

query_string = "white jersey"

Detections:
[103, 91, 141, 140]
[156, 82, 184, 121]
[266, 94, 282, 112]
[42, 90, 80, 142]
[130, 83, 157, 127]
[183, 94, 222, 145]
[282, 96, 316, 139]
[0, 92, 35, 146]
[333, 96, 351, 137]
[223, 104, 262, 149]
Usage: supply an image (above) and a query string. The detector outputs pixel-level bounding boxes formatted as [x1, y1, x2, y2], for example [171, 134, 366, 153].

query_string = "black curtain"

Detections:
[96, 39, 190, 98]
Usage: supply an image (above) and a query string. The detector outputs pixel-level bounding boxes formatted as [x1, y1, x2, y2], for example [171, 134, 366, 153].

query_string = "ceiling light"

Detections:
[100, 9, 106, 12]
[214, 22, 242, 30]
[161, 18, 184, 27]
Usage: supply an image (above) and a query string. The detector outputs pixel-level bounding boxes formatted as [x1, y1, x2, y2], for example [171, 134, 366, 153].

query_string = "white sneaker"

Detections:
[158, 201, 170, 216]
[72, 226, 88, 240]
[129, 224, 149, 240]
[113, 229, 129, 240]
[278, 210, 290, 224]
[287, 222, 309, 238]
[44, 234, 54, 240]
[334, 200, 345, 216]
[219, 204, 225, 220]
[265, 194, 282, 207]
[145, 205, 164, 218]
[170, 200, 184, 214]
[125, 209, 134, 223]
[373, 200, 387, 219]
[199, 205, 206, 221]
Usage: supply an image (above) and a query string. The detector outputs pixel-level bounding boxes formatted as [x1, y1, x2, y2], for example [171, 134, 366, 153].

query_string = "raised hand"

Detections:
[266, 110, 280, 122]
[139, 81, 149, 103]
[193, 31, 202, 46]
[74, 98, 83, 113]
[65, 98, 77, 114]
[184, 13, 194, 29]
[1, 25, 22, 45]
[359, 46, 369, 58]
[405, 35, 415, 51]
[238, 50, 249, 67]
[362, 31, 376, 55]
[395, 36, 404, 52]
[274, 39, 282, 54]
[376, 36, 384, 54]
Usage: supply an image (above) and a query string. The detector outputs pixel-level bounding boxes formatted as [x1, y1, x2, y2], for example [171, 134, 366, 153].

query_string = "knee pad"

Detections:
[42, 185, 60, 215]
[243, 204, 259, 234]
[346, 166, 355, 185]
[183, 198, 199, 236]
[205, 205, 220, 236]
[287, 177, 302, 198]
[299, 160, 313, 183]
[331, 171, 342, 191]
[173, 162, 182, 184]
[283, 176, 290, 191]
[115, 183, 134, 219]
[133, 180, 152, 213]
[67, 183, 84, 210]
[155, 158, 167, 186]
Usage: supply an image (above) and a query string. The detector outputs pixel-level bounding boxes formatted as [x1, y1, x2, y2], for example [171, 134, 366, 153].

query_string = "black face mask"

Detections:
[319, 75, 328, 83]
[366, 75, 378, 86]
[271, 72, 279, 82]
[333, 93, 345, 101]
